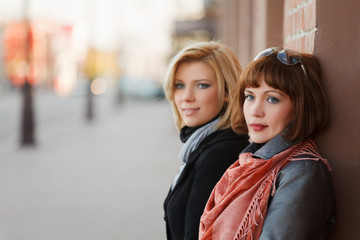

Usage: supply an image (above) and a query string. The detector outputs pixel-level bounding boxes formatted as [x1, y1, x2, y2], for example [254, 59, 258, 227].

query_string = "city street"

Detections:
[0, 90, 182, 240]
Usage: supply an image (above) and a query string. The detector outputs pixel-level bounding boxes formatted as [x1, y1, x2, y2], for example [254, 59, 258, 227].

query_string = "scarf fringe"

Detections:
[288, 139, 332, 171]
[235, 167, 281, 240]
[271, 140, 331, 196]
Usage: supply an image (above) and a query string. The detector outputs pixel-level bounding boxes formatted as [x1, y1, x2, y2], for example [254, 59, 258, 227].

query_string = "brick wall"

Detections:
[283, 0, 317, 53]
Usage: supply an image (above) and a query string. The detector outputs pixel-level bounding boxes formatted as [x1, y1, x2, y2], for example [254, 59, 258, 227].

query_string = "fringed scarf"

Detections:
[199, 139, 331, 240]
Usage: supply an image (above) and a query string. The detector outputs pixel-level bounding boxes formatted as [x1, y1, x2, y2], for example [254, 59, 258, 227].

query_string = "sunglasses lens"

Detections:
[277, 50, 301, 65]
[254, 48, 276, 60]
[254, 48, 307, 77]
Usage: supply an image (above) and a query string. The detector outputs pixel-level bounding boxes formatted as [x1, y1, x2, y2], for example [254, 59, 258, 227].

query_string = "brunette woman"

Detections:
[163, 42, 249, 240]
[200, 48, 336, 240]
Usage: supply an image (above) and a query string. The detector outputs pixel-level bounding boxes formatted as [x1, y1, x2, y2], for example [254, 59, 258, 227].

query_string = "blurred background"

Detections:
[0, 0, 359, 239]
[0, 0, 210, 103]
[0, 0, 223, 239]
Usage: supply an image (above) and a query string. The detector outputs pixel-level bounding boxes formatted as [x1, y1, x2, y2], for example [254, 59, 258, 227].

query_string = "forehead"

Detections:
[245, 77, 289, 97]
[243, 70, 288, 92]
[243, 72, 265, 88]
[245, 78, 274, 91]
[174, 61, 216, 83]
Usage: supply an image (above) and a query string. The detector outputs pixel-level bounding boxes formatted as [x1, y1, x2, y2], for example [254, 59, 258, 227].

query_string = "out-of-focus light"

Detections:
[54, 74, 76, 97]
[91, 77, 107, 95]
[54, 62, 77, 97]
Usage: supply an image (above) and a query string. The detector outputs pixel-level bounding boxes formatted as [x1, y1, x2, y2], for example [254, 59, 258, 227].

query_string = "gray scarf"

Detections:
[171, 118, 220, 190]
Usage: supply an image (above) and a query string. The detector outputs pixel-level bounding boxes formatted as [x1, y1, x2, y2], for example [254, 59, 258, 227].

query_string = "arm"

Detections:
[259, 160, 336, 240]
[184, 146, 239, 240]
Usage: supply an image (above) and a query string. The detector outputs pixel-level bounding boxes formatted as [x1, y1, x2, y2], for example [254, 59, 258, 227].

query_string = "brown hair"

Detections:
[164, 41, 242, 130]
[231, 49, 328, 141]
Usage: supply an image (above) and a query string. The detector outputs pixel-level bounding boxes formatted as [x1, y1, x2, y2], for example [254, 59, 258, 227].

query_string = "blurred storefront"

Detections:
[169, 0, 219, 56]
[1, 20, 120, 97]
[2, 21, 52, 88]
[2, 21, 71, 92]
[0, 24, 7, 94]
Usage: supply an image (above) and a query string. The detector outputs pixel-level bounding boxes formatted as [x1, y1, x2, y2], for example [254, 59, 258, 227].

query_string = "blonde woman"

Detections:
[163, 42, 249, 240]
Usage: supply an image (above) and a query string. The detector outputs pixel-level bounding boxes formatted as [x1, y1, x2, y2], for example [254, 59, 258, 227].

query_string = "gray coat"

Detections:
[243, 135, 336, 239]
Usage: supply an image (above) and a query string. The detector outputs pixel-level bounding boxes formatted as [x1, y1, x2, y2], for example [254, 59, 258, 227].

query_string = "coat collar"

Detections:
[242, 134, 299, 160]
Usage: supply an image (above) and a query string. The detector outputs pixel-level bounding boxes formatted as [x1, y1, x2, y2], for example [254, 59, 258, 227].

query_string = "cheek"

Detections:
[284, 103, 295, 122]
[173, 97, 182, 114]
[243, 103, 250, 123]
[173, 91, 181, 105]
[286, 109, 295, 124]
[204, 90, 220, 106]
[276, 105, 294, 127]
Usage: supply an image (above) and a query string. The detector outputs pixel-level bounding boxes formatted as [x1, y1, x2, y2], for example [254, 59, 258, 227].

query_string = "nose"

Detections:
[251, 100, 264, 118]
[182, 87, 195, 102]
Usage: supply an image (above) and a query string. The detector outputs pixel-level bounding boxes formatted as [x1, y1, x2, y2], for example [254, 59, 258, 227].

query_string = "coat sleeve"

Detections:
[259, 160, 336, 240]
[183, 145, 240, 240]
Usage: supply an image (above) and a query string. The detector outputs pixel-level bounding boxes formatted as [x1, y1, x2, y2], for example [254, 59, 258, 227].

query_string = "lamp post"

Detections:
[20, 0, 36, 146]
[85, 0, 96, 122]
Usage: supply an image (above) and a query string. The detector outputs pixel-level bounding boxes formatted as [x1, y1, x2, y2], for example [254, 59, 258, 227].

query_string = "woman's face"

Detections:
[243, 77, 294, 143]
[174, 61, 222, 127]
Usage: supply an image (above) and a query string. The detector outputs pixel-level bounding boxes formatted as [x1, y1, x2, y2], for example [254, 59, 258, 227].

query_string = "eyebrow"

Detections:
[174, 78, 212, 82]
[244, 89, 286, 96]
[266, 90, 285, 96]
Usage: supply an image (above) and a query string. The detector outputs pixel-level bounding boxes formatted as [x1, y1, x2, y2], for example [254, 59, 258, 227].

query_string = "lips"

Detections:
[182, 108, 200, 116]
[250, 123, 267, 131]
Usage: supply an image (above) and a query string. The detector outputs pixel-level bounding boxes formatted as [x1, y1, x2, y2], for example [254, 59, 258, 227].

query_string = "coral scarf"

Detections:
[199, 139, 329, 240]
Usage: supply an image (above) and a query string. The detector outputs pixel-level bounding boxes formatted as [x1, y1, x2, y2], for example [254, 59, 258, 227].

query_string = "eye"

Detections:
[267, 96, 279, 103]
[198, 83, 210, 89]
[175, 83, 185, 89]
[245, 94, 254, 101]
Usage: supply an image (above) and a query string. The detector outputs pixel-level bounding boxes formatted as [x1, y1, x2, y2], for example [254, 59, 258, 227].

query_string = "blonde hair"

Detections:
[164, 41, 242, 130]
[231, 49, 328, 141]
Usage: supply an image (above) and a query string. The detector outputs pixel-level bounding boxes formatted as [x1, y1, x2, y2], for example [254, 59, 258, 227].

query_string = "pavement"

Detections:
[0, 91, 182, 240]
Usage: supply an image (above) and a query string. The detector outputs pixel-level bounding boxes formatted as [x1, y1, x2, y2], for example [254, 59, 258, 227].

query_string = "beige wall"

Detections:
[315, 0, 360, 239]
[265, 0, 283, 50]
[215, 0, 284, 65]
[236, 0, 252, 66]
[214, 0, 360, 238]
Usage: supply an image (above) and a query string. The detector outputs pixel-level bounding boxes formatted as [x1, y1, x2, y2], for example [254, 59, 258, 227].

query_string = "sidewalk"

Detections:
[0, 98, 182, 240]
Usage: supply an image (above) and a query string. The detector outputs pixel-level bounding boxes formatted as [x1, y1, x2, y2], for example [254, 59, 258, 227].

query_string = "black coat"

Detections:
[163, 128, 249, 240]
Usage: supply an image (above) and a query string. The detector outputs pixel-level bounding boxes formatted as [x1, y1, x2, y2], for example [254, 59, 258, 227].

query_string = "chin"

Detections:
[184, 122, 199, 127]
[249, 136, 269, 144]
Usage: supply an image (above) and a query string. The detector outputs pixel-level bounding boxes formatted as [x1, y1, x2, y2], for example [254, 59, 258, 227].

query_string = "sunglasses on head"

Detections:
[254, 47, 307, 77]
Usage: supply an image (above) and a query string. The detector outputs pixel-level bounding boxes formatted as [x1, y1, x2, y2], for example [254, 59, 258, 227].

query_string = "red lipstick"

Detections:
[250, 123, 267, 131]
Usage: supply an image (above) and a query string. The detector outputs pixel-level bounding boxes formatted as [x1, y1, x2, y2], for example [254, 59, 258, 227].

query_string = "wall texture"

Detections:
[283, 0, 317, 52]
[315, 0, 360, 239]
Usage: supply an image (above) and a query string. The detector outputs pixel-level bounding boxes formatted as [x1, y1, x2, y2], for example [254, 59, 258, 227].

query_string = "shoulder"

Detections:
[205, 128, 249, 147]
[276, 158, 333, 190]
[194, 129, 248, 168]
[281, 157, 330, 175]
[185, 128, 248, 167]
[262, 158, 336, 239]
[200, 129, 248, 157]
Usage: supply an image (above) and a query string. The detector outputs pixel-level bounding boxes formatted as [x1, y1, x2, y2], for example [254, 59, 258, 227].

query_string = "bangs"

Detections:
[240, 56, 301, 98]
